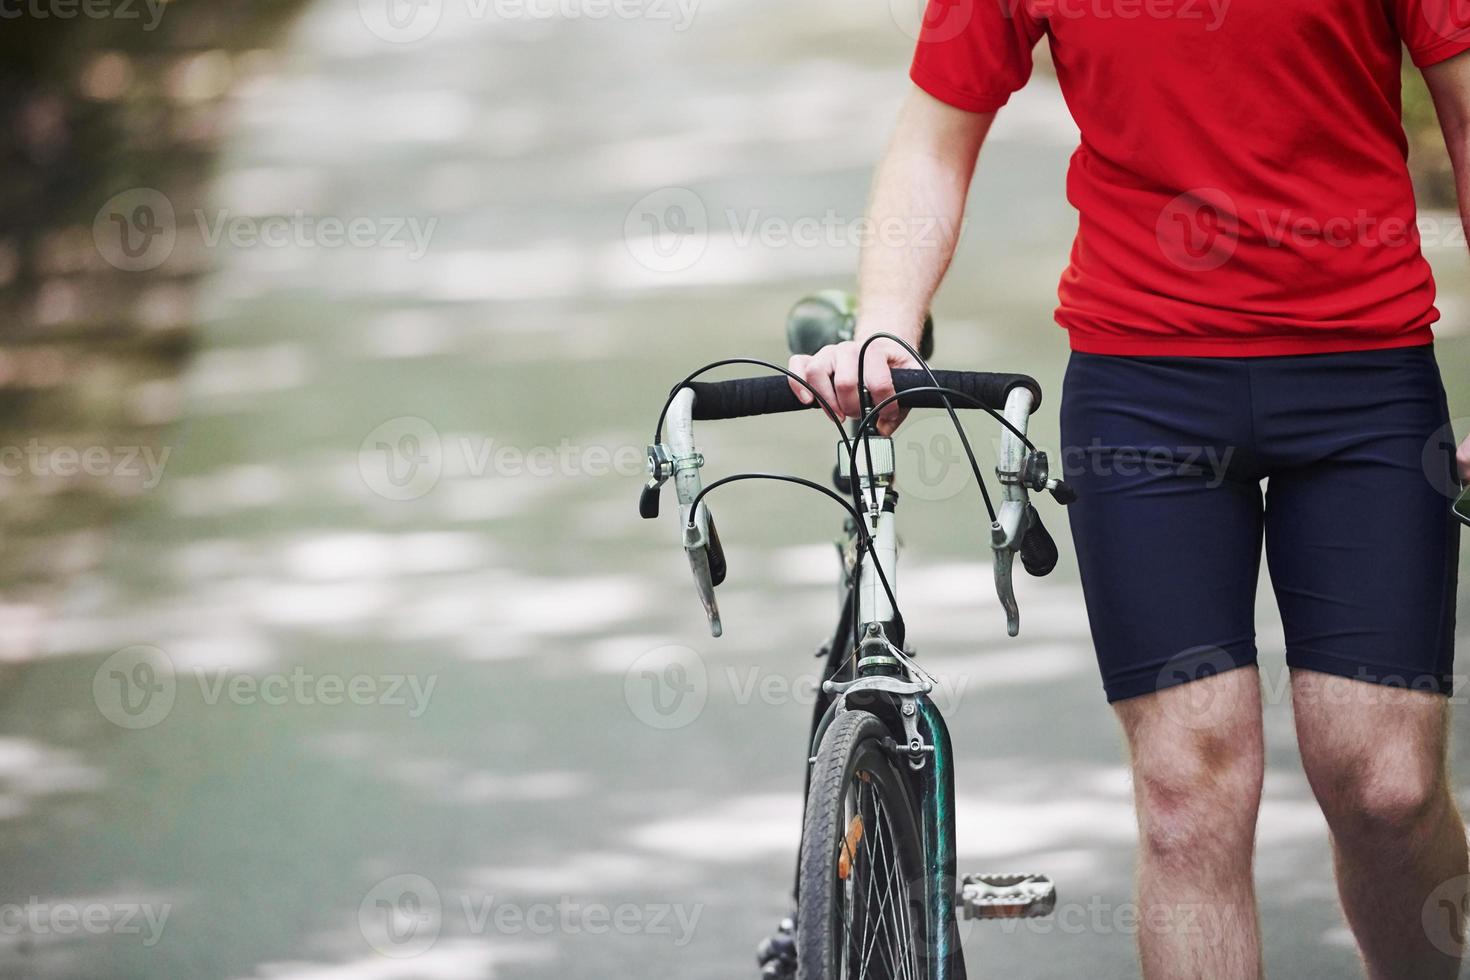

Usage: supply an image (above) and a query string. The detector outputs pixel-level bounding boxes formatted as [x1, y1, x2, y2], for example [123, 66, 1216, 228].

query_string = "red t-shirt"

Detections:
[911, 0, 1470, 356]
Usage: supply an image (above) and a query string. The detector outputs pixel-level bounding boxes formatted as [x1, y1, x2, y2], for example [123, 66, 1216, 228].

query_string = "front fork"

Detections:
[913, 694, 967, 980]
[802, 684, 967, 980]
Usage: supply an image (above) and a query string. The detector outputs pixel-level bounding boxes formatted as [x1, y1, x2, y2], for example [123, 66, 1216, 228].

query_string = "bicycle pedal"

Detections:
[959, 873, 1056, 920]
[755, 917, 796, 978]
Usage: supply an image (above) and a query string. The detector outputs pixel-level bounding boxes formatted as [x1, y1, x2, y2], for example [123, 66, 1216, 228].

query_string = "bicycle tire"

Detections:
[797, 709, 930, 980]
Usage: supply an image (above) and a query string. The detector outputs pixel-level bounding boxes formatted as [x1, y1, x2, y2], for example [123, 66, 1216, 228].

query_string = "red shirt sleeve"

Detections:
[909, 0, 1047, 113]
[1393, 0, 1470, 67]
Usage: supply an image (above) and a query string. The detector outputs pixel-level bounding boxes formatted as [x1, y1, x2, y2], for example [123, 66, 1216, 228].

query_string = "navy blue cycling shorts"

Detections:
[1059, 344, 1460, 703]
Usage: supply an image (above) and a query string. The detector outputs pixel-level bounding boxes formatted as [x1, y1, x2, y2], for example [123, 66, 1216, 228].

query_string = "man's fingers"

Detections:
[832, 342, 862, 419]
[863, 357, 898, 435]
[876, 406, 912, 438]
[792, 341, 922, 428]
[786, 355, 813, 404]
[801, 349, 841, 421]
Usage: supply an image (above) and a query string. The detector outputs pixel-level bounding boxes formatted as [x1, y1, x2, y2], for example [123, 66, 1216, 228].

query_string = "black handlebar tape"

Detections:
[684, 370, 1042, 421]
[1019, 504, 1059, 577]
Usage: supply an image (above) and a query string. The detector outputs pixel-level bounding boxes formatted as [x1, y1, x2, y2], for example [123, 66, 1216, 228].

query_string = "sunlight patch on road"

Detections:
[628, 793, 801, 862]
[0, 738, 106, 820]
[231, 939, 513, 980]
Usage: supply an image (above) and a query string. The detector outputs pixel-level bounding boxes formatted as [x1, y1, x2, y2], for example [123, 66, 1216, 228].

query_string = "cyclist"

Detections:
[788, 2, 1470, 976]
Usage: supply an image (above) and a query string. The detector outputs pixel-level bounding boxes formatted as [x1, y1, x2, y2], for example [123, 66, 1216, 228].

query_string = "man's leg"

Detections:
[1060, 351, 1267, 974]
[1116, 667, 1266, 980]
[1252, 347, 1465, 977]
[1291, 672, 1467, 979]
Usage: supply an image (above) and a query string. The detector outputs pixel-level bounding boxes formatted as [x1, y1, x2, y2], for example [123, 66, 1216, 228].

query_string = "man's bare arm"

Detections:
[859, 89, 994, 348]
[788, 87, 994, 434]
[1422, 52, 1470, 481]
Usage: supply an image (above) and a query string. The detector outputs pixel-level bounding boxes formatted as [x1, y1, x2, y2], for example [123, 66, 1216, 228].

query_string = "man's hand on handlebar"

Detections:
[787, 336, 922, 436]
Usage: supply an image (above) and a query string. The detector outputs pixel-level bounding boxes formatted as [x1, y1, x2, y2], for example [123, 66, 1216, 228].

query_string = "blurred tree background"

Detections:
[0, 1, 309, 654]
[1405, 65, 1457, 207]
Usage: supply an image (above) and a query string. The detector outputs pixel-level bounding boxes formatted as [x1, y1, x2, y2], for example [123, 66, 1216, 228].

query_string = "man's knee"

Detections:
[1311, 749, 1449, 841]
[1293, 673, 1453, 843]
[1118, 673, 1265, 869]
[1133, 734, 1264, 866]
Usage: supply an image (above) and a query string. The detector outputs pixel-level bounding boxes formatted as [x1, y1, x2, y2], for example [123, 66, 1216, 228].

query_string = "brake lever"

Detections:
[991, 527, 1020, 638]
[1018, 504, 1059, 577]
[991, 386, 1039, 637]
[665, 388, 723, 637]
[683, 502, 723, 637]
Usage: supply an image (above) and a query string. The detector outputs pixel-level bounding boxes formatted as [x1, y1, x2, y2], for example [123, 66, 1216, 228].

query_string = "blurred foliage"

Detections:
[1404, 64, 1456, 209]
[0, 1, 311, 640]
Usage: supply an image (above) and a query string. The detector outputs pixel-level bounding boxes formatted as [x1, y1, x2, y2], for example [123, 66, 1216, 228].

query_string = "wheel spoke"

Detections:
[834, 761, 919, 980]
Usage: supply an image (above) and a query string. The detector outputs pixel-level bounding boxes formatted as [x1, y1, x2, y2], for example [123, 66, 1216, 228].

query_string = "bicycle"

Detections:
[639, 293, 1076, 980]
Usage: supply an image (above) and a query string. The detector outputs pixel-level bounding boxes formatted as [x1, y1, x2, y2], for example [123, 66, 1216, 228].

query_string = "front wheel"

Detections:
[797, 709, 930, 980]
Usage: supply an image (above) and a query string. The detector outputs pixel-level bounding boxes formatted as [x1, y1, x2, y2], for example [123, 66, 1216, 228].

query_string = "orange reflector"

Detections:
[837, 815, 865, 881]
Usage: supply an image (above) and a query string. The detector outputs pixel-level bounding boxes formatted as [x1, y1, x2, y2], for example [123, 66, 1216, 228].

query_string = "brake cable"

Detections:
[857, 331, 1006, 525]
[652, 359, 889, 641]
[686, 473, 906, 648]
[655, 343, 1036, 649]
[652, 358, 853, 454]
